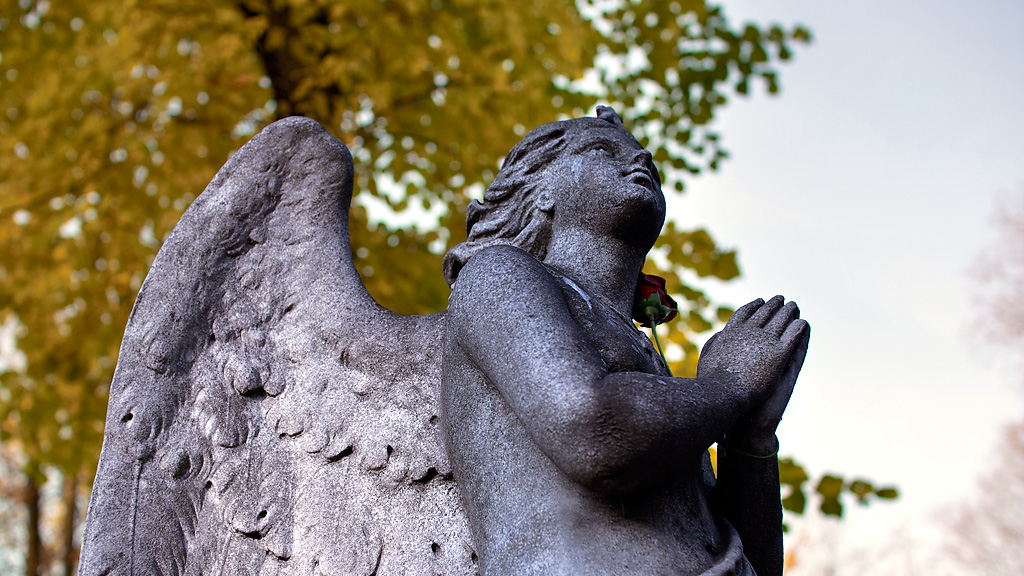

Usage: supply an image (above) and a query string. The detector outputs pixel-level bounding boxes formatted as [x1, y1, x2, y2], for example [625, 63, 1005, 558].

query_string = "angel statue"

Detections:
[79, 106, 809, 576]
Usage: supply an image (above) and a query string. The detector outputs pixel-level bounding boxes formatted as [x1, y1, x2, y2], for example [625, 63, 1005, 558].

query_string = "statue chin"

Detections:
[609, 189, 666, 250]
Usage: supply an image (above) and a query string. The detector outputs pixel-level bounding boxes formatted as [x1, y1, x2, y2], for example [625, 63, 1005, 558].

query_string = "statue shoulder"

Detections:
[449, 244, 557, 312]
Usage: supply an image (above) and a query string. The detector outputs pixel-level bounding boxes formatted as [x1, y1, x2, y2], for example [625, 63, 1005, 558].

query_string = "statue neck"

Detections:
[543, 229, 646, 319]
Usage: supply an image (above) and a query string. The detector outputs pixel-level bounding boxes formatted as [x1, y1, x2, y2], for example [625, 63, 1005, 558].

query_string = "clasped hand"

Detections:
[696, 295, 810, 454]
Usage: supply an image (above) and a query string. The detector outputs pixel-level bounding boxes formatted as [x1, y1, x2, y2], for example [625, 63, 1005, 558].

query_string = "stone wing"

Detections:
[78, 117, 476, 576]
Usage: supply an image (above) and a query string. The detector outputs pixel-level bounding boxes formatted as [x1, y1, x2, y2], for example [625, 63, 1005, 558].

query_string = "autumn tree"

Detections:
[0, 0, 891, 572]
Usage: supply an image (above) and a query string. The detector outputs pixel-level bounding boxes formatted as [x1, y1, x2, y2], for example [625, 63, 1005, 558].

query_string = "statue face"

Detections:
[545, 123, 666, 247]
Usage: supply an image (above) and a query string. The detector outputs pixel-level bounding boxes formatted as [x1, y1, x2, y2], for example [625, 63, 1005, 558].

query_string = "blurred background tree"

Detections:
[0, 0, 894, 573]
[944, 417, 1024, 575]
[936, 188, 1024, 575]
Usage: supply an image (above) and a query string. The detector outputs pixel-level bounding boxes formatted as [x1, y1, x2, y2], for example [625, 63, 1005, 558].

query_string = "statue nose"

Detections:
[631, 149, 655, 174]
[632, 149, 653, 168]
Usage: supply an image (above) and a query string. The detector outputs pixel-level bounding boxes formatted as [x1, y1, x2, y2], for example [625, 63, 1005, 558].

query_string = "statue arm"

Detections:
[714, 444, 784, 576]
[448, 246, 804, 495]
[710, 304, 809, 576]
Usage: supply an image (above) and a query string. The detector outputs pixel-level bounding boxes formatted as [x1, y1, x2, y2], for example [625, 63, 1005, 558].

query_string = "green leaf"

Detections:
[876, 487, 900, 499]
[816, 474, 844, 498]
[686, 310, 713, 333]
[848, 479, 875, 503]
[715, 306, 735, 323]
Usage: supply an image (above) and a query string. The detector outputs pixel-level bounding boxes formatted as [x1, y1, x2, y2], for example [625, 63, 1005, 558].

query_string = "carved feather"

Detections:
[79, 117, 476, 576]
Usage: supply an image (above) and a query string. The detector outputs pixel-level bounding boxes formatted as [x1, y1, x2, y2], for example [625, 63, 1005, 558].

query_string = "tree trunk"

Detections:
[60, 472, 78, 576]
[24, 471, 41, 576]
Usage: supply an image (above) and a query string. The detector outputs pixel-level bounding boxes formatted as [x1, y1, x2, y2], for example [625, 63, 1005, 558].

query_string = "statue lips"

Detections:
[628, 168, 656, 193]
[624, 165, 662, 217]
[625, 156, 659, 195]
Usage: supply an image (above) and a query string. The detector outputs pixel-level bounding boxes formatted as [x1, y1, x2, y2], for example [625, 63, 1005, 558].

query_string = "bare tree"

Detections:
[944, 417, 1024, 574]
[973, 187, 1024, 357]
[781, 514, 951, 576]
[941, 187, 1024, 573]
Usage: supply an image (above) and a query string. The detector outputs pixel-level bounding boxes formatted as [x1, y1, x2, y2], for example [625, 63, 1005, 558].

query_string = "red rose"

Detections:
[632, 273, 678, 327]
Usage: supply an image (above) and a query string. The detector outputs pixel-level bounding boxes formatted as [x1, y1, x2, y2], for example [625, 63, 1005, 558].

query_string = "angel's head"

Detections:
[442, 107, 663, 285]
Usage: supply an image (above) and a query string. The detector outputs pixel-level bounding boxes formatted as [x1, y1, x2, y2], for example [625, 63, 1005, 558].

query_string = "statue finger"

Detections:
[749, 295, 785, 328]
[700, 332, 720, 355]
[766, 301, 800, 337]
[781, 318, 810, 349]
[727, 298, 765, 326]
[778, 324, 810, 391]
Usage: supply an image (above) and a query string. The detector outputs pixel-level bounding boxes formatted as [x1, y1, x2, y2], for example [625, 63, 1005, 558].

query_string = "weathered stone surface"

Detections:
[80, 109, 808, 576]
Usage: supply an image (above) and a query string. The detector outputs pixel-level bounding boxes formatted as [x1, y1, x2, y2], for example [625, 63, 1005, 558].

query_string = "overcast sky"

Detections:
[667, 0, 1024, 567]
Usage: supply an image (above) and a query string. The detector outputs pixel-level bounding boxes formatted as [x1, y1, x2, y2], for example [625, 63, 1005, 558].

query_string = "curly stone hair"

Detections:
[442, 106, 631, 285]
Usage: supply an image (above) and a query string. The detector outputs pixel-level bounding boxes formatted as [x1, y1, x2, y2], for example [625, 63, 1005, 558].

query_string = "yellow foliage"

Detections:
[0, 0, 809, 483]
